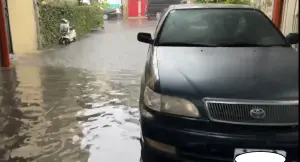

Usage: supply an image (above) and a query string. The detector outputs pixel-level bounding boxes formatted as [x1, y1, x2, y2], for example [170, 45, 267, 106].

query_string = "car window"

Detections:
[154, 7, 169, 37]
[157, 9, 288, 47]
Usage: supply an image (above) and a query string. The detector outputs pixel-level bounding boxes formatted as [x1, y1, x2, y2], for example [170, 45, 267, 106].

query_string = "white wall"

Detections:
[107, 0, 121, 4]
[281, 0, 298, 34]
[8, 0, 38, 54]
[281, 0, 298, 51]
[251, 0, 274, 19]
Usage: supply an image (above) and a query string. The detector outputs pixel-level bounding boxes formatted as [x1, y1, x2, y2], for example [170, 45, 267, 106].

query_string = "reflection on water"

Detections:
[0, 63, 141, 162]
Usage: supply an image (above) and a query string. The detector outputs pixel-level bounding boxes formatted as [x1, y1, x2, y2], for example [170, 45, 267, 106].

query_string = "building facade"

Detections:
[6, 0, 39, 54]
[280, 0, 298, 50]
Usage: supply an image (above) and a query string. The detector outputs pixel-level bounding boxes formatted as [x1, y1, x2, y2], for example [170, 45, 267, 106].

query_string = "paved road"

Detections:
[0, 19, 159, 162]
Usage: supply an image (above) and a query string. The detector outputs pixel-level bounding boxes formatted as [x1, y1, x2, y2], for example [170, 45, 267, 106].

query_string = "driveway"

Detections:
[0, 19, 160, 162]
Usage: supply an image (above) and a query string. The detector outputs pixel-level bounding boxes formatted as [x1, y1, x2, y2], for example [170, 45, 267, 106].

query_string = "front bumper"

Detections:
[140, 105, 299, 162]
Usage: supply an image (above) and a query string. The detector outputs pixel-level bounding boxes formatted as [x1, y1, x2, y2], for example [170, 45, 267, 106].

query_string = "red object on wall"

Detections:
[128, 0, 147, 17]
[141, 0, 147, 16]
[128, 0, 139, 17]
[273, 0, 283, 29]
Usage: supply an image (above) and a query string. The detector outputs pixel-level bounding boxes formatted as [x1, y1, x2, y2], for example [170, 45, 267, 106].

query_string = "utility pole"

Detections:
[0, 0, 10, 68]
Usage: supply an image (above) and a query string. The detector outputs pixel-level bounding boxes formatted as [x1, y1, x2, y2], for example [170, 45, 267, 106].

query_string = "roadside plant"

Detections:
[38, 4, 104, 47]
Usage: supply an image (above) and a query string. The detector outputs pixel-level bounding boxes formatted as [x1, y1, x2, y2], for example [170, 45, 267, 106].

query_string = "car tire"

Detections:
[141, 144, 160, 162]
[141, 140, 171, 162]
[103, 14, 108, 20]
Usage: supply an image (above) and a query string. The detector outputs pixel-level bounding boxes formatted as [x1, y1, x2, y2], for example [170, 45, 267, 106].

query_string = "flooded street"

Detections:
[0, 19, 158, 162]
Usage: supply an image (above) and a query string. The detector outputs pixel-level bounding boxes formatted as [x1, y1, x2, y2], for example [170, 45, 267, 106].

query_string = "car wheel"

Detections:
[140, 144, 160, 162]
[73, 37, 76, 42]
[103, 14, 108, 20]
[140, 140, 171, 162]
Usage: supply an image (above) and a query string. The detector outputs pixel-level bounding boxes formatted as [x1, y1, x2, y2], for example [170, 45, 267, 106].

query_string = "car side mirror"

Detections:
[137, 32, 153, 44]
[286, 33, 299, 45]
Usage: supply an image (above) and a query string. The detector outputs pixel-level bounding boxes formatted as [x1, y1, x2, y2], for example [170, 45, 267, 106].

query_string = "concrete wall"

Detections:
[281, 0, 298, 34]
[281, 0, 298, 50]
[7, 0, 38, 54]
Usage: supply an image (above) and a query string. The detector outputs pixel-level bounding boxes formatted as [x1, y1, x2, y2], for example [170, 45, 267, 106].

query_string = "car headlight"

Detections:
[143, 86, 200, 117]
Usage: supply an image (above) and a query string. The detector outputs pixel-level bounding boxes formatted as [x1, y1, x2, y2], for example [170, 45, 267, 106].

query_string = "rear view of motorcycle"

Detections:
[59, 19, 77, 45]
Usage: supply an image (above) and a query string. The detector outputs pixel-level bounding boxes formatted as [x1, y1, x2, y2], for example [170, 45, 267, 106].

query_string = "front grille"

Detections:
[205, 99, 299, 126]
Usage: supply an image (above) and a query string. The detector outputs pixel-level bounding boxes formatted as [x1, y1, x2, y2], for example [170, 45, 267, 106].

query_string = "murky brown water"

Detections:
[0, 19, 158, 162]
[0, 65, 141, 162]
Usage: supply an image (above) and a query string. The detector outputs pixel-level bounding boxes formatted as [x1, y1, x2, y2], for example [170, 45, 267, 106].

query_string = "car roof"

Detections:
[171, 3, 255, 10]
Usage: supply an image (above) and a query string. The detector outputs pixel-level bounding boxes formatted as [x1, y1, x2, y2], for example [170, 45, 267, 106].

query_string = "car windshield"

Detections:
[157, 9, 289, 47]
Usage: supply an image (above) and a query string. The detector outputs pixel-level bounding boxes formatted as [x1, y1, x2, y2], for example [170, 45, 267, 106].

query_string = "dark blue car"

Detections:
[137, 4, 299, 162]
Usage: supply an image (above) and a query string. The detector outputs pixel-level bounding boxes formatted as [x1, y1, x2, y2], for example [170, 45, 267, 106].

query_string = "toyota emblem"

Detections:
[250, 108, 266, 119]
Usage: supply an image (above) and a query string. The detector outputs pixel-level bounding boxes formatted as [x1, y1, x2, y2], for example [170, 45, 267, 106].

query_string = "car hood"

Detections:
[155, 46, 298, 100]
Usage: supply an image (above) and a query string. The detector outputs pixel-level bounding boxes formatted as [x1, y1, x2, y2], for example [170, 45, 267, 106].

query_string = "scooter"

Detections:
[59, 19, 77, 45]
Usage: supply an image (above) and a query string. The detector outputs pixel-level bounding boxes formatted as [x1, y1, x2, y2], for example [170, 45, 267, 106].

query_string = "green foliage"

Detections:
[224, 0, 251, 4]
[90, 1, 110, 8]
[196, 0, 251, 5]
[38, 4, 104, 47]
[195, 0, 225, 3]
[100, 2, 110, 8]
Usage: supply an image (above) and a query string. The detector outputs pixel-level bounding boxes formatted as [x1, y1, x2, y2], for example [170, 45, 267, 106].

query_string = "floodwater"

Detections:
[0, 19, 159, 162]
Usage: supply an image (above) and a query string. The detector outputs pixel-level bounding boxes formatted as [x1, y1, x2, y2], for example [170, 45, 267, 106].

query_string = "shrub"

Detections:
[196, 0, 251, 5]
[38, 4, 104, 47]
[100, 2, 110, 8]
[224, 0, 251, 5]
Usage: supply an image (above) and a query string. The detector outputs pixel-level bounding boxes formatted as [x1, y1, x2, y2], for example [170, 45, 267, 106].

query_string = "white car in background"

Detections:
[81, 0, 91, 5]
[103, 7, 122, 20]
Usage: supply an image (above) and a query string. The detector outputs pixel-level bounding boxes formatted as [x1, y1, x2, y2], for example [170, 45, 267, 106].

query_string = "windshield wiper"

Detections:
[216, 42, 288, 47]
[158, 42, 217, 47]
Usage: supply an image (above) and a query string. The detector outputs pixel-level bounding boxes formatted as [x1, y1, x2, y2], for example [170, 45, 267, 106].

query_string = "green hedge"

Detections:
[196, 0, 251, 4]
[38, 4, 104, 47]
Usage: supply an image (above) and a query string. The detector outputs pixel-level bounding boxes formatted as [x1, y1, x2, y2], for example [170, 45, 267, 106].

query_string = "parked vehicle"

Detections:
[137, 4, 299, 162]
[146, 0, 186, 19]
[81, 0, 91, 5]
[59, 19, 76, 45]
[103, 8, 121, 20]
